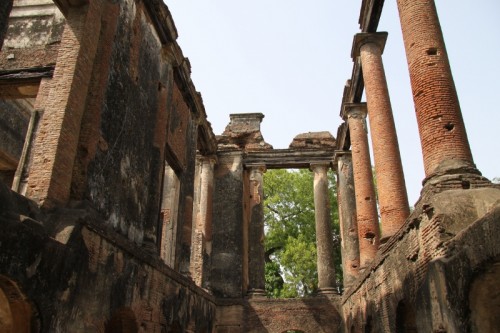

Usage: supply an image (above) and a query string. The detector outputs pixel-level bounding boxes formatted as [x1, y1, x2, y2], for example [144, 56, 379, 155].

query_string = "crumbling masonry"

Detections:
[0, 0, 499, 332]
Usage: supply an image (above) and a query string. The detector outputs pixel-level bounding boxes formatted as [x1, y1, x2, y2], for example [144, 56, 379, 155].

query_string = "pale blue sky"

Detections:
[166, 1, 500, 205]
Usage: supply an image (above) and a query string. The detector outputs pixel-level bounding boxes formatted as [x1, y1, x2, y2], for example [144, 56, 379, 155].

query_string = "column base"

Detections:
[318, 287, 338, 295]
[246, 288, 266, 298]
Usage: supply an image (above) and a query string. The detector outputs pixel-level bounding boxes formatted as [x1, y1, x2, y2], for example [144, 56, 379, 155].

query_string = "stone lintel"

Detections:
[351, 32, 388, 59]
[244, 149, 335, 170]
[342, 102, 367, 120]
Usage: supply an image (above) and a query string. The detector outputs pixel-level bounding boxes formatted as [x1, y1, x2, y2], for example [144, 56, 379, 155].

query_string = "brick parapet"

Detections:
[354, 32, 410, 240]
[343, 103, 380, 268]
[341, 187, 500, 331]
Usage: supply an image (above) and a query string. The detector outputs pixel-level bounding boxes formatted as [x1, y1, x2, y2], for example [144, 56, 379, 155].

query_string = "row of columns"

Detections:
[163, 155, 340, 295]
[338, 0, 479, 286]
[246, 163, 338, 296]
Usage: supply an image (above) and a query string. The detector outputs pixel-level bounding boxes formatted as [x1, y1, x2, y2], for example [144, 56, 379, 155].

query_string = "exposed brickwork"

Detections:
[357, 35, 410, 239]
[345, 104, 380, 267]
[26, 1, 104, 208]
[289, 131, 336, 149]
[70, 0, 120, 200]
[218, 113, 272, 151]
[342, 188, 500, 332]
[244, 297, 342, 333]
[396, 0, 475, 178]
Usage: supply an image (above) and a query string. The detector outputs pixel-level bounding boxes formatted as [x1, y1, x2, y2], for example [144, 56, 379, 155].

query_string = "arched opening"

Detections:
[0, 275, 37, 333]
[469, 262, 500, 333]
[105, 308, 138, 333]
[395, 300, 417, 332]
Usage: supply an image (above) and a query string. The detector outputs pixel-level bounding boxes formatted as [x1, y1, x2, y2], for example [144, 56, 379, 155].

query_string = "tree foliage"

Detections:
[263, 169, 341, 298]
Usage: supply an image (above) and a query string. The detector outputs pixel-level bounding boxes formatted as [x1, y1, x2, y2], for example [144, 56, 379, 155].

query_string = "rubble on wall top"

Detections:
[217, 113, 273, 151]
[289, 131, 336, 150]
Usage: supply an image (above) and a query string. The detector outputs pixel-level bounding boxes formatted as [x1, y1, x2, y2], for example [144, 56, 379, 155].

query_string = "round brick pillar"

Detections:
[311, 163, 337, 293]
[396, 0, 476, 178]
[344, 103, 380, 268]
[353, 33, 410, 240]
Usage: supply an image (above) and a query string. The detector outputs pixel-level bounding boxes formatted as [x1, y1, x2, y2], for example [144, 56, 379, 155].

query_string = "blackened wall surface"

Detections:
[0, 0, 13, 50]
[211, 152, 245, 298]
[0, 100, 30, 170]
[0, 181, 216, 332]
[85, 0, 171, 245]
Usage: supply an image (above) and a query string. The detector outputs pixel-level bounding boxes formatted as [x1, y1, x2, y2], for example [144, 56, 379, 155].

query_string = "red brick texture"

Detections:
[359, 40, 410, 239]
[396, 0, 475, 177]
[346, 105, 380, 267]
[26, 2, 104, 208]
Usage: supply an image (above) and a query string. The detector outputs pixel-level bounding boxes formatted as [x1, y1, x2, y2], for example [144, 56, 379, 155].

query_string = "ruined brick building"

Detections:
[0, 0, 499, 332]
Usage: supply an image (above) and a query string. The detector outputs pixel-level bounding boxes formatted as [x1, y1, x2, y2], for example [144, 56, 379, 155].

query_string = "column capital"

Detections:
[197, 154, 217, 166]
[333, 150, 352, 167]
[309, 162, 331, 173]
[342, 102, 367, 121]
[246, 163, 267, 174]
[351, 32, 388, 59]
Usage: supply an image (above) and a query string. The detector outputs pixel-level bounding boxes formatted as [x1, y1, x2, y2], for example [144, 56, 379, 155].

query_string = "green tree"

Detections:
[264, 169, 341, 297]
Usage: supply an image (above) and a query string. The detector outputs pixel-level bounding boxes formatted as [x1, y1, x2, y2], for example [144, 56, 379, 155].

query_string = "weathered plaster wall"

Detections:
[0, 0, 63, 71]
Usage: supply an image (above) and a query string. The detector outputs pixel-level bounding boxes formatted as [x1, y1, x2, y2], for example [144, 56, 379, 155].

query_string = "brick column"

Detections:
[396, 0, 477, 179]
[335, 152, 360, 288]
[343, 103, 380, 268]
[190, 155, 216, 287]
[352, 32, 410, 240]
[26, 1, 104, 208]
[247, 164, 266, 297]
[311, 163, 337, 293]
